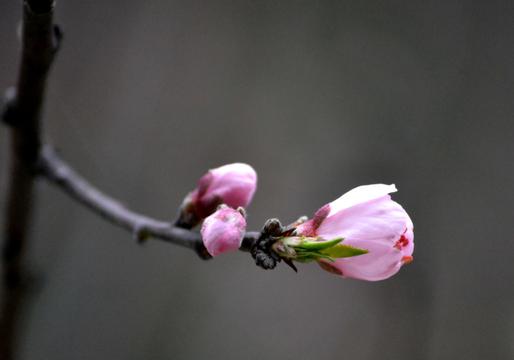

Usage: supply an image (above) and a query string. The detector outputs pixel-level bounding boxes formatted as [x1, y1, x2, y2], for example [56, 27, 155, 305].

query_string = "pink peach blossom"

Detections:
[190, 163, 257, 219]
[296, 184, 414, 281]
[201, 206, 247, 257]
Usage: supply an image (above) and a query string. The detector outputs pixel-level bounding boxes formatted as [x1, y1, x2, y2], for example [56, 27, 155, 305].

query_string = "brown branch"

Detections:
[1, 1, 264, 358]
[1, 1, 60, 358]
[38, 146, 260, 256]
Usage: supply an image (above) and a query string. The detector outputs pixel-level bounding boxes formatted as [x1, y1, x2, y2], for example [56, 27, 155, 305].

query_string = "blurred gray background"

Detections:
[1, 1, 514, 359]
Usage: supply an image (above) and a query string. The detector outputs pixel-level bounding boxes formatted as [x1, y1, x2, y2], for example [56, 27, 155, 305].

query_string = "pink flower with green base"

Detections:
[295, 184, 414, 281]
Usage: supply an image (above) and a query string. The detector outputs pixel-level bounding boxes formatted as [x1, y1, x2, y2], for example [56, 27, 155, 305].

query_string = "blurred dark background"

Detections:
[1, 1, 514, 359]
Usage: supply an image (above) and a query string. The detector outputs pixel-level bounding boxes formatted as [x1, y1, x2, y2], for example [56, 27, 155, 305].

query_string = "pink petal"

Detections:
[327, 184, 397, 216]
[193, 163, 257, 218]
[321, 241, 403, 281]
[317, 196, 409, 243]
[201, 207, 246, 257]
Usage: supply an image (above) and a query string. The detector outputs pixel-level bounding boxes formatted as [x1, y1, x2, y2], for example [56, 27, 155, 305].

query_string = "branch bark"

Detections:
[1, 1, 60, 358]
[1, 2, 263, 358]
[39, 146, 260, 256]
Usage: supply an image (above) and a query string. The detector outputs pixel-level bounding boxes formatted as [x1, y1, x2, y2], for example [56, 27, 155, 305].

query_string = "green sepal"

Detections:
[295, 250, 334, 263]
[320, 244, 368, 258]
[272, 236, 368, 266]
[294, 237, 343, 251]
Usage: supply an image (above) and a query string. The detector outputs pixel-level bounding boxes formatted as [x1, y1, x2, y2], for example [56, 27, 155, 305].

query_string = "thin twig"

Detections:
[1, 1, 60, 358]
[39, 145, 260, 256]
[1, 2, 263, 357]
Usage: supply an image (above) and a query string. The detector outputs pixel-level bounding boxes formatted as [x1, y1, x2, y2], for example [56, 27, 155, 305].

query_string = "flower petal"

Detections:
[201, 206, 247, 256]
[192, 163, 257, 219]
[207, 163, 257, 209]
[318, 196, 410, 244]
[320, 240, 403, 281]
[327, 184, 397, 216]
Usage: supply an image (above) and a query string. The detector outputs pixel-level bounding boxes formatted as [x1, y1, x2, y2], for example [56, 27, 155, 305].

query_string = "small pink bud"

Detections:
[190, 163, 257, 220]
[296, 184, 414, 281]
[201, 206, 247, 257]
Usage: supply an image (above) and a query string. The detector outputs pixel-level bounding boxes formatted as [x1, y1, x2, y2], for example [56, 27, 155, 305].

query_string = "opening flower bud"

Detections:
[296, 184, 414, 281]
[200, 205, 247, 257]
